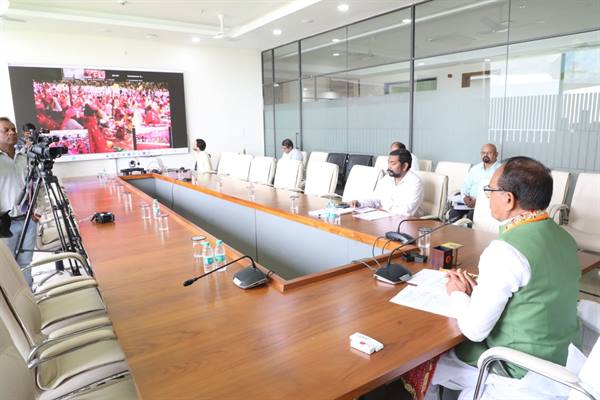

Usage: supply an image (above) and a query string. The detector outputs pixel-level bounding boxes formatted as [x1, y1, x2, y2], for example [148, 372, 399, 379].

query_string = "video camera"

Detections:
[27, 129, 68, 161]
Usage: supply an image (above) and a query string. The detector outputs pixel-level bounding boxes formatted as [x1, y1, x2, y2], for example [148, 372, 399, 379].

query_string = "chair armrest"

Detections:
[321, 193, 342, 200]
[24, 252, 88, 271]
[453, 217, 473, 227]
[288, 188, 303, 193]
[548, 204, 569, 224]
[28, 327, 117, 368]
[53, 372, 131, 400]
[34, 278, 98, 301]
[474, 347, 594, 400]
[29, 320, 114, 363]
[420, 214, 440, 220]
[34, 276, 96, 294]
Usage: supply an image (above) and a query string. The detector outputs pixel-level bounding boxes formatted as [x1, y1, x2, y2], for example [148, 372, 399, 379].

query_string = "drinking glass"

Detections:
[158, 213, 169, 231]
[418, 227, 432, 256]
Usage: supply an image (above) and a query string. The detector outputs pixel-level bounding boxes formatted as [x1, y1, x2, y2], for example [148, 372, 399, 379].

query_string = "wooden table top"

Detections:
[64, 175, 600, 400]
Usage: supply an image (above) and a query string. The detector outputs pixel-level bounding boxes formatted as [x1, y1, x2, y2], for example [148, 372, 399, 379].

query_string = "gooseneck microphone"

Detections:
[183, 255, 268, 289]
[385, 217, 440, 244]
[374, 215, 461, 284]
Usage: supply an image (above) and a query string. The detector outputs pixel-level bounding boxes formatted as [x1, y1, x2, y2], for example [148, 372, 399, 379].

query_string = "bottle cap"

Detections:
[216, 239, 223, 245]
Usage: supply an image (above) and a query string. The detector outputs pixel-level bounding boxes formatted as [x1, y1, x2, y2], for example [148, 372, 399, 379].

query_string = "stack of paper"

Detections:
[389, 269, 457, 318]
[353, 210, 391, 221]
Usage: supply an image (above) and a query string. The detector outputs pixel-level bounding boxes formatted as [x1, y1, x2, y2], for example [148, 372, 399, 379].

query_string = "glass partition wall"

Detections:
[262, 0, 600, 171]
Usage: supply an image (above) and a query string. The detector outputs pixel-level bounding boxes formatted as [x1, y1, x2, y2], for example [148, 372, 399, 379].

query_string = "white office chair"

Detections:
[557, 173, 600, 253]
[248, 156, 276, 185]
[435, 161, 471, 196]
[472, 300, 600, 400]
[548, 170, 571, 223]
[374, 155, 388, 172]
[341, 165, 383, 203]
[273, 159, 303, 191]
[194, 150, 213, 173]
[306, 151, 329, 171]
[414, 171, 448, 220]
[0, 316, 136, 400]
[229, 154, 253, 181]
[216, 151, 238, 176]
[302, 162, 339, 197]
[419, 159, 433, 172]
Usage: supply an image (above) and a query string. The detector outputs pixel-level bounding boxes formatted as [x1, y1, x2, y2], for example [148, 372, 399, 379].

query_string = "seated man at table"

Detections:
[350, 149, 423, 217]
[193, 138, 212, 173]
[280, 138, 303, 162]
[449, 143, 500, 221]
[425, 156, 581, 399]
[390, 141, 420, 172]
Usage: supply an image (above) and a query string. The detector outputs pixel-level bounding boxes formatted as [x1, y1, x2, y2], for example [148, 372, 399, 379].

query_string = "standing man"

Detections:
[390, 141, 420, 172]
[450, 143, 500, 220]
[350, 149, 423, 216]
[280, 138, 303, 162]
[0, 117, 37, 286]
[426, 157, 581, 399]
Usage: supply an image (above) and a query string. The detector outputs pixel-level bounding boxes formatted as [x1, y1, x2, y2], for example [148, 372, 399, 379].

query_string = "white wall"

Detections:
[0, 25, 264, 178]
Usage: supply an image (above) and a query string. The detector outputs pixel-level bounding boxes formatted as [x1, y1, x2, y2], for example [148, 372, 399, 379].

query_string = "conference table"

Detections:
[63, 173, 600, 399]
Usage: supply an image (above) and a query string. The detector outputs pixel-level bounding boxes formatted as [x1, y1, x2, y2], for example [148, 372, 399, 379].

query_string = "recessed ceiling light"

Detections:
[337, 4, 349, 12]
[332, 52, 340, 57]
[484, 58, 491, 62]
[301, 18, 314, 24]
[192, 37, 201, 43]
[273, 29, 282, 36]
[417, 62, 425, 66]
[332, 38, 340, 43]
[402, 18, 412, 24]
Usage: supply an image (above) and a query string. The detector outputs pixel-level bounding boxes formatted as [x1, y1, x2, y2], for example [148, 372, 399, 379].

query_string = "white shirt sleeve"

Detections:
[386, 173, 423, 216]
[450, 240, 531, 342]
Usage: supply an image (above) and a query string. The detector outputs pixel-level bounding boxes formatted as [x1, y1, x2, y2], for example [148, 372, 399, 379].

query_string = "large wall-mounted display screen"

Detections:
[9, 65, 189, 161]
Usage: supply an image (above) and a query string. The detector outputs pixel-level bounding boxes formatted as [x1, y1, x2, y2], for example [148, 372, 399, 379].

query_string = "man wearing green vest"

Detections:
[426, 156, 581, 400]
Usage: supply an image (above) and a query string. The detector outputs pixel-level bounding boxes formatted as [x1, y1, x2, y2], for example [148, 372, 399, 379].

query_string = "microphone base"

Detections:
[233, 267, 268, 289]
[385, 231, 415, 244]
[374, 263, 413, 285]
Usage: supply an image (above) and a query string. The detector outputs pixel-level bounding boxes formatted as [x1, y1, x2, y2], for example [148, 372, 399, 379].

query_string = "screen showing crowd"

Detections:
[32, 68, 172, 155]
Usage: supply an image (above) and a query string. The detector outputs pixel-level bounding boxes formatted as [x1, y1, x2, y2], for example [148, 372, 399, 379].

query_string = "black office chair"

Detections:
[345, 154, 373, 181]
[326, 153, 348, 195]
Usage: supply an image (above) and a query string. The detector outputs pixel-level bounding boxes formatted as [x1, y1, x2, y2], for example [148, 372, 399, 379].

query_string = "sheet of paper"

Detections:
[390, 285, 457, 318]
[353, 210, 391, 221]
[353, 207, 377, 214]
[407, 269, 448, 291]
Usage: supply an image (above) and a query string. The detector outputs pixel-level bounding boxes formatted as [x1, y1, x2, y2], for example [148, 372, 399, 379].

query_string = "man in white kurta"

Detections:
[351, 149, 424, 217]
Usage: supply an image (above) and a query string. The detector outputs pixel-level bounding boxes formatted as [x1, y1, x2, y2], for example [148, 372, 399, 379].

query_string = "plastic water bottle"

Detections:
[214, 240, 226, 272]
[325, 200, 335, 224]
[152, 199, 160, 219]
[202, 242, 214, 272]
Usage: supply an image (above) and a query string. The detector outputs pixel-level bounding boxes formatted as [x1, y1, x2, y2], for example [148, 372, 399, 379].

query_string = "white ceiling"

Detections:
[1, 0, 415, 50]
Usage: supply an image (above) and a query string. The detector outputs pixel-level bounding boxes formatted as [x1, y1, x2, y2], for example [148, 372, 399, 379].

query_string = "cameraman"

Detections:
[0, 117, 37, 286]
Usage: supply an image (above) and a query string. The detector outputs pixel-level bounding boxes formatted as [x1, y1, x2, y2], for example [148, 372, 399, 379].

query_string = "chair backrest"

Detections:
[374, 155, 388, 172]
[569, 173, 600, 234]
[435, 161, 472, 196]
[216, 152, 238, 176]
[0, 319, 36, 400]
[472, 181, 500, 234]
[307, 151, 329, 171]
[342, 165, 383, 203]
[344, 154, 373, 182]
[248, 156, 276, 185]
[419, 159, 433, 172]
[304, 162, 339, 197]
[229, 154, 253, 181]
[273, 159, 303, 190]
[550, 170, 570, 208]
[414, 171, 448, 220]
[0, 242, 42, 359]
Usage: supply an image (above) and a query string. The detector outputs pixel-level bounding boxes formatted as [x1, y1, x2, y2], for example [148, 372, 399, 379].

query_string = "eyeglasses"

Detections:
[483, 185, 506, 198]
[0, 127, 17, 134]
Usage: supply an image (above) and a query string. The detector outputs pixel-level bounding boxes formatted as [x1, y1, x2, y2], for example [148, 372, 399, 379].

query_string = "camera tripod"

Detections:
[15, 158, 91, 277]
